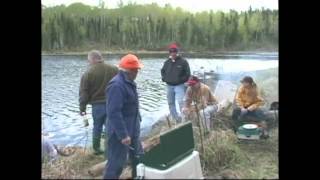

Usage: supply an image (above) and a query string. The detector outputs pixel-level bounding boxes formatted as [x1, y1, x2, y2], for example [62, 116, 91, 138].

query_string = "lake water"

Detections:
[42, 53, 278, 146]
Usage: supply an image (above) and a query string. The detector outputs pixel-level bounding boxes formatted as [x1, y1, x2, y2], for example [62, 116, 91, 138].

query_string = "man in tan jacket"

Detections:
[182, 75, 218, 131]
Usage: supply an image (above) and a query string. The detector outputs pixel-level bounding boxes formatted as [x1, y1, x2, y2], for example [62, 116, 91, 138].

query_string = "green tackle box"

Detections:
[140, 122, 195, 170]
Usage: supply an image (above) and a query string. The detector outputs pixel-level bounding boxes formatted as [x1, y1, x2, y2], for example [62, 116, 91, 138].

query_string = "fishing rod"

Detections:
[192, 89, 205, 155]
[192, 81, 209, 134]
[200, 68, 210, 134]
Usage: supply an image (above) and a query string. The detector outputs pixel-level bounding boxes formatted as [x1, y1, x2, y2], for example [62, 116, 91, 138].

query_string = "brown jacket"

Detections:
[184, 83, 218, 111]
[79, 62, 118, 112]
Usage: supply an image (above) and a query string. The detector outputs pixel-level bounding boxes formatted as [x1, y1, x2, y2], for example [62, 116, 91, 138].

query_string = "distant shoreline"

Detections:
[42, 49, 278, 56]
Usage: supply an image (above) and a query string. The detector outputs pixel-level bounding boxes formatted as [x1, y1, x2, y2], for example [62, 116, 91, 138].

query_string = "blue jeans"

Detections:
[167, 84, 186, 121]
[103, 133, 143, 179]
[232, 107, 266, 129]
[91, 103, 107, 145]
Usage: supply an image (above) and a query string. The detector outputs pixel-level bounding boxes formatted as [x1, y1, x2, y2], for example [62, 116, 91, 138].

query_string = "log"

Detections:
[88, 160, 107, 177]
[88, 160, 132, 178]
[142, 135, 160, 153]
[119, 167, 132, 179]
[88, 135, 161, 177]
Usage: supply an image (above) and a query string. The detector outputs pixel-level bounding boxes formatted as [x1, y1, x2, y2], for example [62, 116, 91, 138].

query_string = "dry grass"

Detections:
[196, 122, 278, 179]
[42, 121, 278, 179]
[42, 146, 105, 179]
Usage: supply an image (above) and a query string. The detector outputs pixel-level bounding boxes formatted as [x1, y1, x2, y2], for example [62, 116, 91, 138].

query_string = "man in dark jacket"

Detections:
[161, 43, 191, 122]
[79, 50, 118, 155]
[103, 54, 144, 179]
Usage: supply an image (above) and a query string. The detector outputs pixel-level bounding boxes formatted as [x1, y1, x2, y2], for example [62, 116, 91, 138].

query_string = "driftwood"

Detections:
[142, 135, 160, 153]
[88, 135, 161, 177]
[119, 166, 132, 179]
[88, 160, 107, 177]
[87, 160, 132, 179]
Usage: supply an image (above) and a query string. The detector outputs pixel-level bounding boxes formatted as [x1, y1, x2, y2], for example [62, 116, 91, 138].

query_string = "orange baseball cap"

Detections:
[119, 54, 144, 69]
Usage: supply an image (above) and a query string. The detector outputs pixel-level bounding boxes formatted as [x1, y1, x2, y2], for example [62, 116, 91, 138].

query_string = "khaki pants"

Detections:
[199, 105, 218, 131]
[182, 105, 218, 130]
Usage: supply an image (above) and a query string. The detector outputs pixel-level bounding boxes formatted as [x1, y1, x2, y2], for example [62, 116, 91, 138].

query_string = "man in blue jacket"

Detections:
[103, 54, 144, 179]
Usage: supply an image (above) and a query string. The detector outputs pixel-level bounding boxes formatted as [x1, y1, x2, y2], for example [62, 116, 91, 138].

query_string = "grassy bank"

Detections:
[42, 67, 278, 179]
[42, 128, 278, 179]
[199, 128, 278, 179]
[42, 147, 105, 179]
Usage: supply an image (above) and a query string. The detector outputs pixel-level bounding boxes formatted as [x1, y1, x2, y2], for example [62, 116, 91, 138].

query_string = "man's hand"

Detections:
[240, 108, 248, 116]
[247, 106, 255, 111]
[81, 112, 89, 127]
[121, 136, 131, 145]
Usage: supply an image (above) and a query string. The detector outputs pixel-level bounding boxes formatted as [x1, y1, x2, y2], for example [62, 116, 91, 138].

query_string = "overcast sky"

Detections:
[42, 0, 278, 13]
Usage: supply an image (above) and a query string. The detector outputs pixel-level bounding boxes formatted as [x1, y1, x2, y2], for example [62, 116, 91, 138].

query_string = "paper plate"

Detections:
[243, 124, 258, 129]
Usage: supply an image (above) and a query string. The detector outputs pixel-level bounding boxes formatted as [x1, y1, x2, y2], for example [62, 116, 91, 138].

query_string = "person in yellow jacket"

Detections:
[232, 76, 269, 138]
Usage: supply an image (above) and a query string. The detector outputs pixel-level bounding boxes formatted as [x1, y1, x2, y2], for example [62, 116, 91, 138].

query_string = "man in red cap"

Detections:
[104, 53, 144, 179]
[182, 75, 219, 131]
[161, 43, 191, 123]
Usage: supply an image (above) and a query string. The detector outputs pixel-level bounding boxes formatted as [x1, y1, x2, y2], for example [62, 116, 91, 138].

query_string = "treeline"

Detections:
[42, 2, 278, 51]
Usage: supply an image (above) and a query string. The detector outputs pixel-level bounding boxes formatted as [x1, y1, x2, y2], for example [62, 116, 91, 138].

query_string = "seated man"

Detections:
[232, 76, 269, 138]
[182, 75, 218, 131]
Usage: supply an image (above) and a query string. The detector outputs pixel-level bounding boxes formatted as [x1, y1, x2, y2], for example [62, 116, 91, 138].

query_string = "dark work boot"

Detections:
[92, 137, 104, 155]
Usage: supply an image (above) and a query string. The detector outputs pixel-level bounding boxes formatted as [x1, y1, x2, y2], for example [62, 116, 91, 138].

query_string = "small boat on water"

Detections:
[192, 67, 221, 91]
